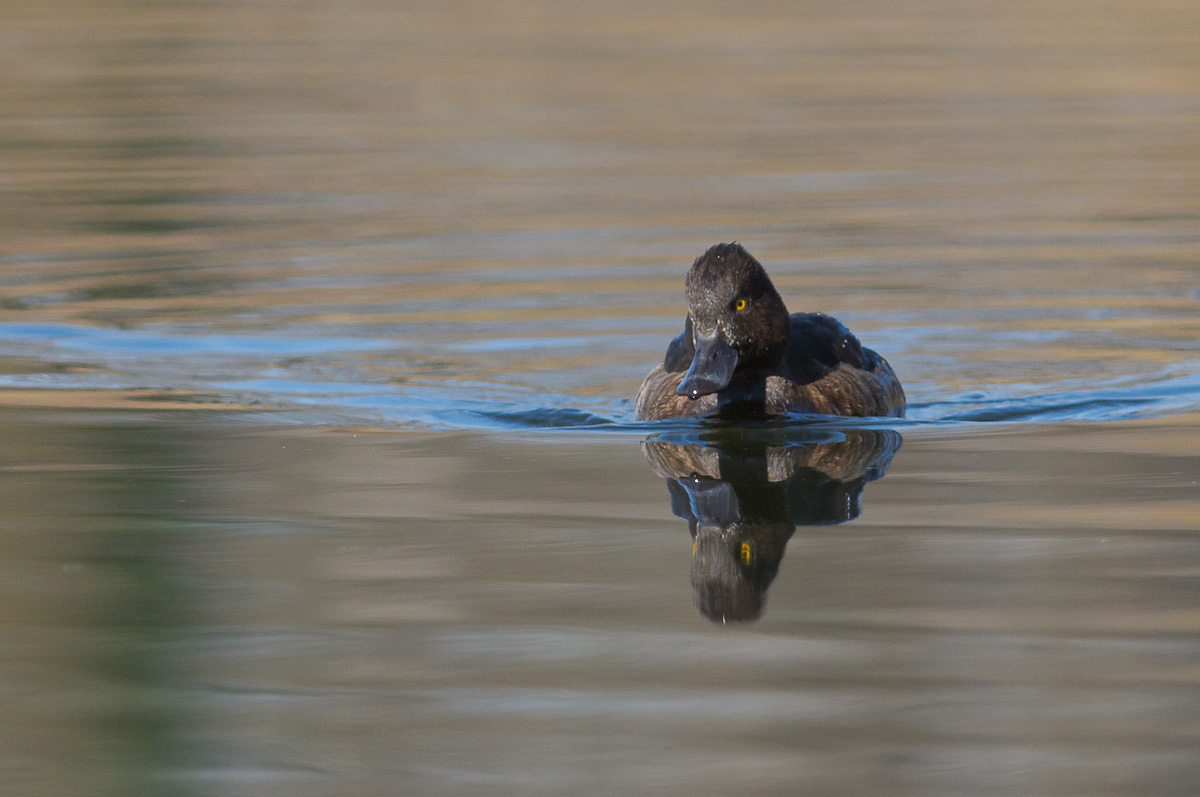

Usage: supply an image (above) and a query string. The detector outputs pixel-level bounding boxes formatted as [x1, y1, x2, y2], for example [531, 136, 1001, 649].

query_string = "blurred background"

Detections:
[1, 0, 1198, 421]
[0, 2, 1198, 795]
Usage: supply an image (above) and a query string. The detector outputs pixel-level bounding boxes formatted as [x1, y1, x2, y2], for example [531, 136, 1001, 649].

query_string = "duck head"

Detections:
[677, 243, 791, 402]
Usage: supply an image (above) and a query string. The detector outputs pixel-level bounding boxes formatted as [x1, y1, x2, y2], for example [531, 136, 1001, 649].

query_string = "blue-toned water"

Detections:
[0, 318, 1196, 429]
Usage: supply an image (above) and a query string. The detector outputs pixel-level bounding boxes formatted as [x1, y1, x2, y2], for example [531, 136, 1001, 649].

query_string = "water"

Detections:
[1, 1, 1199, 795]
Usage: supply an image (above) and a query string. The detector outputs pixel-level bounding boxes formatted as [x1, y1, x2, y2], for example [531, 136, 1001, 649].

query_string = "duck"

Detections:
[635, 243, 905, 421]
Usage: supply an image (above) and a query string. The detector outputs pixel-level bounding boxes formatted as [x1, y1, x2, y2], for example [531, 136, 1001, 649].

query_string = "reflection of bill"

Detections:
[642, 430, 901, 624]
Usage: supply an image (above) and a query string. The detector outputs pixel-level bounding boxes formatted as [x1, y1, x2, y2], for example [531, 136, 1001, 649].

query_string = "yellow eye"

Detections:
[740, 542, 752, 565]
[734, 298, 747, 312]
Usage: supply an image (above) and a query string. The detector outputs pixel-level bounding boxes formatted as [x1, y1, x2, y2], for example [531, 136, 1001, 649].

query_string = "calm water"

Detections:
[2, 1, 1199, 795]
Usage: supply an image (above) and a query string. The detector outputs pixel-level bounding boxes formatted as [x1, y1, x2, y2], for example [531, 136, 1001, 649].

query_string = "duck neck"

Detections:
[716, 370, 769, 419]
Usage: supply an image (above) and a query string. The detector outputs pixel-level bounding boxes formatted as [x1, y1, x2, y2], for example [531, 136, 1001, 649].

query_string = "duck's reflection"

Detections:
[642, 429, 901, 623]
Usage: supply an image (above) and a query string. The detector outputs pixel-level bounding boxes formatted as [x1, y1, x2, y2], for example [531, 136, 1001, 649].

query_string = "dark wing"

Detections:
[781, 313, 880, 384]
[636, 315, 720, 419]
[662, 314, 695, 373]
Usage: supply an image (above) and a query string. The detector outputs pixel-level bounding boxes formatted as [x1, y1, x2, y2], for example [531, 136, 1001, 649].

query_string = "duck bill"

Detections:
[677, 328, 738, 400]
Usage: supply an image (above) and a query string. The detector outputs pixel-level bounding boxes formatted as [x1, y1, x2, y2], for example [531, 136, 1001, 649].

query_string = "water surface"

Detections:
[1, 1, 1198, 795]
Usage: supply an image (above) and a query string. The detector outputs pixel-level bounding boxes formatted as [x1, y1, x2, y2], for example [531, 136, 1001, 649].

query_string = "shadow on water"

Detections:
[0, 418, 197, 795]
[641, 427, 901, 624]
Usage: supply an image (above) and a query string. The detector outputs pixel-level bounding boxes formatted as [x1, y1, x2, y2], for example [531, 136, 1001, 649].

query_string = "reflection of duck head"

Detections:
[643, 428, 901, 624]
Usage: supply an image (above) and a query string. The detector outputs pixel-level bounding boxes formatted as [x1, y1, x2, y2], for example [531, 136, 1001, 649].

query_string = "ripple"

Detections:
[0, 322, 1197, 431]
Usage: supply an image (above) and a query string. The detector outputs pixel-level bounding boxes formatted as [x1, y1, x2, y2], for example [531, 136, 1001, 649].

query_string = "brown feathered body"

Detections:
[636, 243, 905, 421]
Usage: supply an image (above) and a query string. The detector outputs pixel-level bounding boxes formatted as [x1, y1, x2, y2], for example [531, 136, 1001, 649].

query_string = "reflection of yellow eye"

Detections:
[734, 298, 747, 312]
[740, 542, 752, 565]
